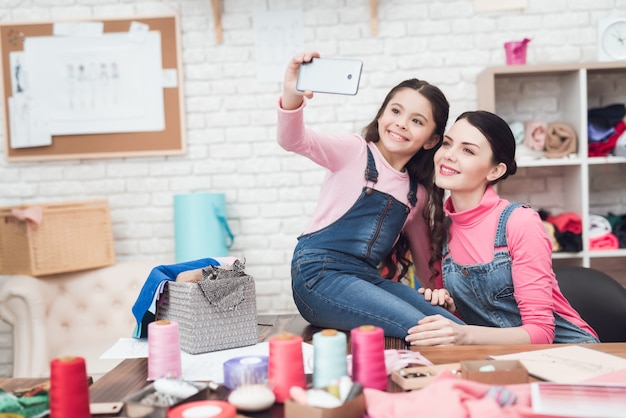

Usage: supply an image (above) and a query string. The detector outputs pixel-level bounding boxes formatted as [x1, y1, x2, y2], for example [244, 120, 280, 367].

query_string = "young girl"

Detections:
[277, 51, 463, 338]
[407, 110, 599, 345]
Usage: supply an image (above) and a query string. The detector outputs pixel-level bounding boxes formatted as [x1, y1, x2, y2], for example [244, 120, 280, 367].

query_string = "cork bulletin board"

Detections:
[0, 14, 186, 161]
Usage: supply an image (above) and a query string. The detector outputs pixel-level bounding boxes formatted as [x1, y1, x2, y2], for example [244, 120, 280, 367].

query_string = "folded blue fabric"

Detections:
[131, 258, 220, 338]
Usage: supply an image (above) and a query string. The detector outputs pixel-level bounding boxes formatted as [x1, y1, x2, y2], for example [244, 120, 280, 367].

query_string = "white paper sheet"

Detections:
[490, 345, 626, 383]
[8, 95, 52, 149]
[100, 338, 314, 383]
[23, 31, 164, 135]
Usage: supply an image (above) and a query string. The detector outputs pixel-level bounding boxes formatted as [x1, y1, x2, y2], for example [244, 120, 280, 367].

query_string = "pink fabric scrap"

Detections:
[589, 232, 619, 250]
[523, 121, 548, 151]
[10, 206, 43, 227]
[364, 371, 554, 418]
[546, 212, 582, 235]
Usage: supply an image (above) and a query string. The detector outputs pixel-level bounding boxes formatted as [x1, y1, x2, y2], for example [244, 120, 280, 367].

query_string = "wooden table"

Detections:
[2, 314, 626, 417]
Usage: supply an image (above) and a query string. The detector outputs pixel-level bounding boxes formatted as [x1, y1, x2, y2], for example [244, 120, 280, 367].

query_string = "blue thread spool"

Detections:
[174, 192, 234, 262]
[312, 329, 348, 388]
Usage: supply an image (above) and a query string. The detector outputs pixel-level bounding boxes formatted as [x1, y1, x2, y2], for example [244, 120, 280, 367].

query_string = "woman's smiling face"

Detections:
[434, 118, 502, 194]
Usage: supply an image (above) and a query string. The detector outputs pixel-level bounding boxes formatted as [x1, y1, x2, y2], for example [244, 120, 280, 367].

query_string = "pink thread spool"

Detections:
[268, 332, 306, 403]
[504, 38, 530, 65]
[148, 320, 182, 380]
[351, 325, 387, 390]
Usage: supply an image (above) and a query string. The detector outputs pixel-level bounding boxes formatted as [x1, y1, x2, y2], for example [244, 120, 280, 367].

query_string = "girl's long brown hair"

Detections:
[362, 79, 449, 284]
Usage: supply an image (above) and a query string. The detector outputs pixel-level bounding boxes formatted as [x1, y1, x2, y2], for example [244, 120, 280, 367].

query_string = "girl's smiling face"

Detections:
[376, 88, 439, 172]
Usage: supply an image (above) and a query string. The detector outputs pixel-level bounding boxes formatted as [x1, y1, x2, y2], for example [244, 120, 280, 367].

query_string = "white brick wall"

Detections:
[0, 0, 625, 377]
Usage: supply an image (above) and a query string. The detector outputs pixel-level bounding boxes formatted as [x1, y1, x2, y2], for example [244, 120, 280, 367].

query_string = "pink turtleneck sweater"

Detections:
[439, 186, 597, 343]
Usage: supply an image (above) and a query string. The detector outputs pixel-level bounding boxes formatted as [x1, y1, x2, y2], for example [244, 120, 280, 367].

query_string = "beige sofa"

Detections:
[0, 262, 156, 380]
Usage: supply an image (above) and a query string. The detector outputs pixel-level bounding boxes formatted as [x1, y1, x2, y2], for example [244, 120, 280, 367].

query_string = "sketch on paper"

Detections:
[22, 30, 165, 135]
[8, 95, 51, 149]
[9, 51, 27, 94]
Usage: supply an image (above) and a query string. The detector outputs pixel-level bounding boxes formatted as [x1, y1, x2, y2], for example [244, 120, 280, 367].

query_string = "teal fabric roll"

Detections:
[174, 193, 234, 262]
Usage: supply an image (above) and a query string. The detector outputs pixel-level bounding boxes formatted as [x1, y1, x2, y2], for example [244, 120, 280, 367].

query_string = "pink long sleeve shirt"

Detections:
[441, 186, 597, 343]
[276, 99, 438, 284]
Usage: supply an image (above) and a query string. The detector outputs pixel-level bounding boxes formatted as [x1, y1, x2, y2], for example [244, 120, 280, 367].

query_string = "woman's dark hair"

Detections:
[455, 110, 518, 184]
[363, 79, 449, 283]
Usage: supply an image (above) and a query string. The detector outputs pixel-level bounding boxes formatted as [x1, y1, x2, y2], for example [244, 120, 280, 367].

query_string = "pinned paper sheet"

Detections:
[128, 21, 150, 43]
[53, 21, 104, 37]
[9, 95, 51, 149]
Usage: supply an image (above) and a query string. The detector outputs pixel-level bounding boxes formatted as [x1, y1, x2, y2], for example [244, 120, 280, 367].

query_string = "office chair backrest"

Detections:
[553, 266, 626, 342]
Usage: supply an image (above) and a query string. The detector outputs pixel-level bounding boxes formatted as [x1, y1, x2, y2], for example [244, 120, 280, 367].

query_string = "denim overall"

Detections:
[442, 202, 599, 343]
[291, 146, 463, 339]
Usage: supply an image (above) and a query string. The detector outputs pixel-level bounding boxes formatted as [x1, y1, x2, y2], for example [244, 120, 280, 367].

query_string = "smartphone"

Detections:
[296, 58, 363, 95]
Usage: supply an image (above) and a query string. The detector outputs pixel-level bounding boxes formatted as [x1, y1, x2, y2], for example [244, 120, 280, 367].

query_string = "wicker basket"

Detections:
[157, 271, 258, 354]
[0, 199, 115, 276]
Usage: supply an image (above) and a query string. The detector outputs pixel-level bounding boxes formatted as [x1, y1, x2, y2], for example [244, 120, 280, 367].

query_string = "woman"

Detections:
[407, 110, 599, 345]
[277, 51, 463, 338]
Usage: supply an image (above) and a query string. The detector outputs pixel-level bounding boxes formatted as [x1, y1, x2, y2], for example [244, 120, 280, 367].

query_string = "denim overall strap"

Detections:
[442, 203, 526, 328]
[493, 202, 527, 248]
[364, 146, 417, 207]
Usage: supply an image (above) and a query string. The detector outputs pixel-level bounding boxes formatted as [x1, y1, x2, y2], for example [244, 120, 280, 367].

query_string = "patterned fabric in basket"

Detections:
[157, 260, 258, 354]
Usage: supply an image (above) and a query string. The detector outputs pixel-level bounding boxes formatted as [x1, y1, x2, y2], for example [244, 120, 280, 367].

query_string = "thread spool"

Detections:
[268, 332, 306, 403]
[350, 325, 387, 390]
[223, 355, 269, 390]
[312, 329, 348, 388]
[49, 356, 90, 418]
[148, 320, 182, 380]
[167, 400, 236, 418]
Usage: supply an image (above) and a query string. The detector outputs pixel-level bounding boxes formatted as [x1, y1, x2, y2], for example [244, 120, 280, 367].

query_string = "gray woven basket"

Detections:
[157, 275, 258, 354]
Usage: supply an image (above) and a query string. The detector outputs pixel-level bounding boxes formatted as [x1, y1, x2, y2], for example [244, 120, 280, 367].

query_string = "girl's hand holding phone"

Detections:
[282, 51, 320, 110]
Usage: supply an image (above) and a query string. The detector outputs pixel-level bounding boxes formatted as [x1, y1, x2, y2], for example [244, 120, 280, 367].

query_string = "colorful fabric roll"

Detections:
[588, 120, 626, 157]
[606, 212, 626, 248]
[589, 232, 619, 250]
[547, 212, 582, 235]
[523, 120, 547, 151]
[554, 230, 583, 252]
[508, 121, 525, 144]
[542, 221, 560, 252]
[545, 122, 577, 158]
[588, 214, 612, 238]
[588, 103, 626, 130]
[614, 129, 626, 157]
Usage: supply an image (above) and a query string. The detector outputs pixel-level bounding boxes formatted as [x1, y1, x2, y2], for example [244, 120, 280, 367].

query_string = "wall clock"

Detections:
[598, 17, 626, 61]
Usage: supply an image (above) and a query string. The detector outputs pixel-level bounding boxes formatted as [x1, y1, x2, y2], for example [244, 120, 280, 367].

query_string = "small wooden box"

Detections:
[0, 199, 115, 276]
[391, 363, 461, 390]
[460, 360, 528, 385]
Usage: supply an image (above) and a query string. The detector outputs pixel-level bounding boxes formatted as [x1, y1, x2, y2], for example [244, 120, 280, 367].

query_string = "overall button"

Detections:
[365, 188, 373, 196]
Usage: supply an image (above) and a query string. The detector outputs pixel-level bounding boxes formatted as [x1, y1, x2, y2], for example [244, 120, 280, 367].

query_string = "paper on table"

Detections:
[489, 345, 626, 383]
[100, 338, 314, 383]
[531, 382, 626, 418]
